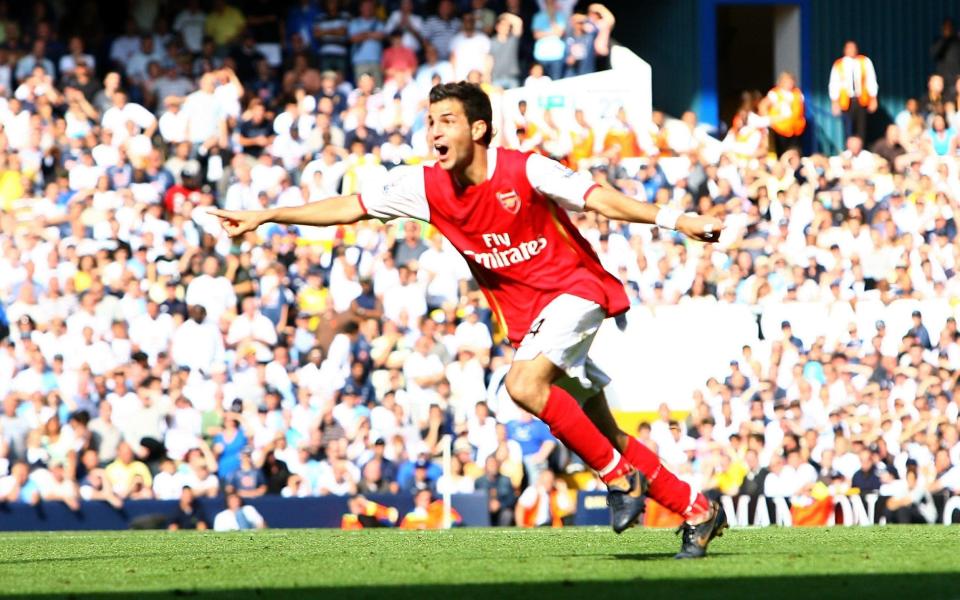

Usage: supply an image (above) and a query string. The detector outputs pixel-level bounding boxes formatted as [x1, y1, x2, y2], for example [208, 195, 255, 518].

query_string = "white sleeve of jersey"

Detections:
[525, 152, 598, 213]
[359, 165, 431, 222]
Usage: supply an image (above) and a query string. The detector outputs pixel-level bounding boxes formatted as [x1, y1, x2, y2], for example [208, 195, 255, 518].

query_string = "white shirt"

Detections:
[403, 351, 445, 397]
[213, 505, 265, 531]
[59, 53, 96, 75]
[170, 319, 225, 373]
[834, 451, 861, 481]
[110, 35, 141, 64]
[69, 162, 104, 191]
[152, 471, 184, 500]
[159, 110, 189, 144]
[185, 274, 236, 324]
[224, 181, 259, 211]
[101, 103, 157, 140]
[450, 32, 491, 80]
[315, 462, 360, 496]
[183, 90, 222, 143]
[385, 11, 425, 51]
[828, 55, 879, 102]
[382, 282, 427, 325]
[445, 358, 487, 419]
[129, 312, 173, 361]
[417, 245, 463, 305]
[454, 320, 492, 352]
[173, 9, 207, 53]
[226, 312, 278, 359]
[324, 333, 353, 387]
[779, 462, 818, 496]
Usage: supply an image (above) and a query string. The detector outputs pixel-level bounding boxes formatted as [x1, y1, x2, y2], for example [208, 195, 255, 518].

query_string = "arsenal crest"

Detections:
[496, 188, 521, 214]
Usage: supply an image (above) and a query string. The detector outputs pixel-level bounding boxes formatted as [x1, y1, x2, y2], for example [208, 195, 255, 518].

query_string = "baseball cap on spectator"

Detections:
[452, 438, 473, 455]
[182, 160, 201, 179]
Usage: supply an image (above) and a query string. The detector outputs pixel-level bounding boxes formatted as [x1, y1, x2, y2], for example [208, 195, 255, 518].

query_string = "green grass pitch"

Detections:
[1, 527, 958, 599]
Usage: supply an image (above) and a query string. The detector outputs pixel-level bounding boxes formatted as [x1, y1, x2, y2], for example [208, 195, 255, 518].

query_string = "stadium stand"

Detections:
[0, 0, 958, 531]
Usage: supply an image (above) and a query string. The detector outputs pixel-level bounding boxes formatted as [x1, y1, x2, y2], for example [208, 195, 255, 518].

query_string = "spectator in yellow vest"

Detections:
[761, 71, 806, 156]
[829, 40, 878, 142]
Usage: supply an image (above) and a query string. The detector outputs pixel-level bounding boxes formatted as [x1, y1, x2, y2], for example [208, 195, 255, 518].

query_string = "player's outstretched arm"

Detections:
[584, 186, 723, 243]
[209, 195, 368, 237]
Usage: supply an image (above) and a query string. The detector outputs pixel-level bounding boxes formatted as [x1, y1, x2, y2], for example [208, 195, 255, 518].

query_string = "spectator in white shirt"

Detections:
[101, 90, 158, 145]
[171, 305, 225, 374]
[223, 163, 260, 211]
[152, 458, 184, 500]
[449, 12, 490, 81]
[417, 233, 463, 309]
[213, 492, 267, 531]
[453, 307, 493, 355]
[182, 73, 226, 149]
[126, 35, 164, 85]
[109, 18, 143, 67]
[385, 0, 425, 52]
[129, 301, 173, 363]
[158, 96, 189, 144]
[382, 264, 427, 325]
[226, 297, 278, 362]
[403, 335, 445, 399]
[58, 35, 96, 79]
[316, 459, 360, 496]
[173, 0, 208, 54]
[185, 255, 237, 324]
[779, 449, 818, 496]
[15, 40, 55, 83]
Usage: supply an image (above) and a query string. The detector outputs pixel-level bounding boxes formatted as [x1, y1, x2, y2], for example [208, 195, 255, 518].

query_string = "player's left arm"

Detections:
[584, 185, 723, 243]
[525, 153, 723, 243]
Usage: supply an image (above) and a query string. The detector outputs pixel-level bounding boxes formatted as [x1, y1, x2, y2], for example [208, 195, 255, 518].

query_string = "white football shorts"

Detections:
[513, 293, 612, 402]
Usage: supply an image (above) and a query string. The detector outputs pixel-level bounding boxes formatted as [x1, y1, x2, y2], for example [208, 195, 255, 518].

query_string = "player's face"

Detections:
[428, 98, 476, 172]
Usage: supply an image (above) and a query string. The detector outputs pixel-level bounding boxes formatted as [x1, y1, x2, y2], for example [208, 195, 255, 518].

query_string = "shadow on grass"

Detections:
[25, 574, 960, 600]
[0, 550, 256, 567]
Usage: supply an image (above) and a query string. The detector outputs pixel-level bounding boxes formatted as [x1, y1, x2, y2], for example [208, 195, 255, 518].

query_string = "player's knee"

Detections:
[504, 367, 548, 414]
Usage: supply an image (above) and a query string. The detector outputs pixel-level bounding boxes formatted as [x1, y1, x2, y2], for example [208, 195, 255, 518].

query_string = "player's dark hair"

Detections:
[429, 81, 493, 145]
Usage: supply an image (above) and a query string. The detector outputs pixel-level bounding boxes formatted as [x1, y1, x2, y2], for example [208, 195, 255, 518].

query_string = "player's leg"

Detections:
[504, 295, 643, 532]
[503, 354, 632, 487]
[581, 388, 706, 517]
[581, 387, 728, 558]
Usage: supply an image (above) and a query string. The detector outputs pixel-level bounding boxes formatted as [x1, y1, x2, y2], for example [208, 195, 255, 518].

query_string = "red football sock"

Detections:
[624, 437, 708, 519]
[540, 386, 629, 483]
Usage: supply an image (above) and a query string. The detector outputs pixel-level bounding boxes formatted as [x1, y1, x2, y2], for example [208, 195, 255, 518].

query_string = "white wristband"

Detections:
[655, 207, 682, 230]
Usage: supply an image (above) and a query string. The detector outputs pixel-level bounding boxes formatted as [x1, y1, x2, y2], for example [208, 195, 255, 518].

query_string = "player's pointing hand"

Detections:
[209, 208, 266, 237]
[678, 214, 725, 243]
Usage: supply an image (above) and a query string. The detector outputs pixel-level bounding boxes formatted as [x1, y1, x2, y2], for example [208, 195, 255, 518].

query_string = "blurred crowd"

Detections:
[0, 0, 957, 531]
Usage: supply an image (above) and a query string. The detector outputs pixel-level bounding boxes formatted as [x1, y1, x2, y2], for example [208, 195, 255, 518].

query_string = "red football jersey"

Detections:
[360, 148, 628, 345]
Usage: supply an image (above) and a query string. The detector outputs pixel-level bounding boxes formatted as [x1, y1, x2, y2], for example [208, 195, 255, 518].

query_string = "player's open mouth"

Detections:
[434, 143, 450, 160]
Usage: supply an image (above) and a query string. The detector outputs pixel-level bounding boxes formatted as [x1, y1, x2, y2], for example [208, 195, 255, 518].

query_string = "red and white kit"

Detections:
[360, 147, 629, 398]
[362, 147, 712, 521]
